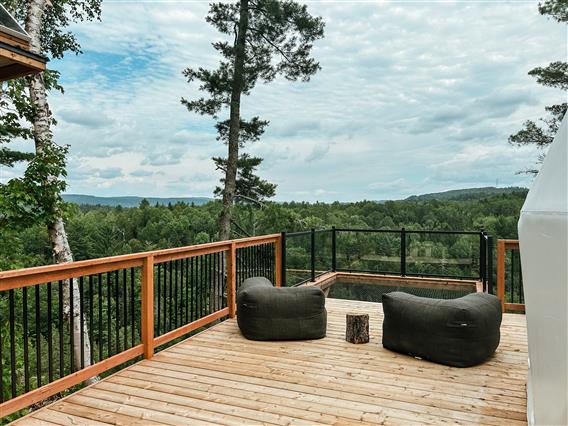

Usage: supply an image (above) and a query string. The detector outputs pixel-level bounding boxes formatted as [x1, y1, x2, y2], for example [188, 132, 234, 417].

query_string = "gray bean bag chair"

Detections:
[237, 277, 327, 341]
[382, 291, 501, 367]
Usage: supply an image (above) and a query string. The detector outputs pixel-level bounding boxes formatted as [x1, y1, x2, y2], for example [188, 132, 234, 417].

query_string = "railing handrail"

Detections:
[0, 233, 280, 290]
[496, 239, 524, 312]
[0, 233, 282, 418]
[332, 228, 482, 235]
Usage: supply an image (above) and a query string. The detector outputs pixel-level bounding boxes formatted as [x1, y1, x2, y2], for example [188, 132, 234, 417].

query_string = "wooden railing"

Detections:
[0, 233, 281, 418]
[496, 239, 525, 313]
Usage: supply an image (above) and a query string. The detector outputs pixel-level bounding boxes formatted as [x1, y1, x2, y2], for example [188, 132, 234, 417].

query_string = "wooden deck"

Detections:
[14, 298, 528, 425]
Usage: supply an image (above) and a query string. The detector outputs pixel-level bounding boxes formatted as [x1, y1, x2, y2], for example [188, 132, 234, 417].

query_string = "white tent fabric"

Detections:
[518, 114, 567, 425]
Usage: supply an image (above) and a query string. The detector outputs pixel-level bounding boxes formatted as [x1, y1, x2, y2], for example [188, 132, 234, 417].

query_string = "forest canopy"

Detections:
[1, 190, 527, 271]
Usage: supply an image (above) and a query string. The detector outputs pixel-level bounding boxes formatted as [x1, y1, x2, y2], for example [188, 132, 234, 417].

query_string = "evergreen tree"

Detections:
[181, 0, 324, 239]
[509, 0, 567, 174]
[213, 153, 277, 203]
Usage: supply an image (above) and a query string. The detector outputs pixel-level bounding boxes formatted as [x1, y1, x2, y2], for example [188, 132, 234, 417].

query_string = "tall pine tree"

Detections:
[182, 0, 324, 240]
[509, 0, 567, 174]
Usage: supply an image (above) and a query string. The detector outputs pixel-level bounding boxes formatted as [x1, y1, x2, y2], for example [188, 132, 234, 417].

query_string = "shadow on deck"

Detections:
[15, 298, 528, 425]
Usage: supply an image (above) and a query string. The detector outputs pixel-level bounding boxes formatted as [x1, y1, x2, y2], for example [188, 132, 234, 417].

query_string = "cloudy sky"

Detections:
[5, 0, 566, 202]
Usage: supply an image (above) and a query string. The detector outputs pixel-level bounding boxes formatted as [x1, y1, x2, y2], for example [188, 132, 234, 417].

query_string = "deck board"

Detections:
[14, 298, 528, 425]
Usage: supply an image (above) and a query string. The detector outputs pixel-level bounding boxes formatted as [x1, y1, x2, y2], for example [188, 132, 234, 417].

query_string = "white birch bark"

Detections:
[26, 0, 96, 384]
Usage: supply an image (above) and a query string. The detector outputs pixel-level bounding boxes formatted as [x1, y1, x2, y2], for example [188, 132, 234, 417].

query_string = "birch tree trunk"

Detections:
[218, 0, 249, 241]
[26, 0, 96, 383]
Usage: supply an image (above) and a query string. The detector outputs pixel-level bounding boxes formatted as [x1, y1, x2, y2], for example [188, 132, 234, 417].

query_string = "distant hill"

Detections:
[404, 186, 528, 202]
[63, 194, 213, 207]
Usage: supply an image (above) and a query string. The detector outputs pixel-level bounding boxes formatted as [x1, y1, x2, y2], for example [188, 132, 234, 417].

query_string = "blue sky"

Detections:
[4, 0, 566, 202]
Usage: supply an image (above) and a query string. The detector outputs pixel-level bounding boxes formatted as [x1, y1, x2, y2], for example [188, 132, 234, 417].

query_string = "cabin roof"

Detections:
[0, 5, 46, 82]
[0, 5, 30, 41]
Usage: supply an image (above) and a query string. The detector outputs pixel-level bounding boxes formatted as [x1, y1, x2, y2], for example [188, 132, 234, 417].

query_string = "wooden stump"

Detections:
[346, 313, 369, 344]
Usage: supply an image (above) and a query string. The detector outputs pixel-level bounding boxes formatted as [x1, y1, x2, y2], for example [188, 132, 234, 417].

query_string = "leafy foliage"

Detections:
[213, 153, 277, 203]
[0, 0, 101, 228]
[509, 1, 567, 174]
[538, 0, 568, 22]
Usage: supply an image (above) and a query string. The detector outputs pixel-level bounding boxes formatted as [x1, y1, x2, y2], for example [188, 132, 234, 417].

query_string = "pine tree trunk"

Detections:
[26, 0, 96, 384]
[218, 0, 249, 241]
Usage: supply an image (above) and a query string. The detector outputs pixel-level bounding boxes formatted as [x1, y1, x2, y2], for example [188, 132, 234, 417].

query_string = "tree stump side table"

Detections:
[346, 313, 369, 344]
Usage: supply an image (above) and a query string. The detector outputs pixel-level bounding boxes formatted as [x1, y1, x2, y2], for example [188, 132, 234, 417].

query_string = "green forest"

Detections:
[2, 190, 527, 271]
[0, 186, 528, 422]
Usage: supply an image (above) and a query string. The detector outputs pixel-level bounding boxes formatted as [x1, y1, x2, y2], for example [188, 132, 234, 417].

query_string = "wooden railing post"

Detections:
[141, 254, 154, 359]
[274, 235, 282, 287]
[227, 243, 237, 318]
[496, 240, 505, 313]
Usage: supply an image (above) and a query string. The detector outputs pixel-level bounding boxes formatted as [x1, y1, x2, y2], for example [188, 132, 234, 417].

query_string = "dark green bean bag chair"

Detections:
[382, 291, 501, 367]
[237, 277, 327, 341]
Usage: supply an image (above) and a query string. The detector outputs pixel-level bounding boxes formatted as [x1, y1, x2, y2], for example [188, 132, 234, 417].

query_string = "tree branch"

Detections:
[249, 27, 293, 64]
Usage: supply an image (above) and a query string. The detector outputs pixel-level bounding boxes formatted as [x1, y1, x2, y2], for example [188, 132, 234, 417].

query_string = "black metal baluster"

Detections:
[400, 228, 407, 277]
[264, 244, 268, 281]
[130, 268, 135, 346]
[251, 246, 255, 278]
[241, 247, 246, 282]
[257, 245, 261, 278]
[47, 282, 53, 383]
[216, 252, 221, 311]
[58, 280, 64, 377]
[206, 254, 211, 315]
[191, 257, 195, 322]
[9, 289, 16, 398]
[197, 255, 201, 319]
[213, 253, 217, 313]
[69, 280, 75, 373]
[265, 244, 269, 278]
[266, 244, 270, 282]
[115, 270, 119, 355]
[157, 263, 161, 335]
[180, 258, 185, 325]
[199, 255, 204, 318]
[311, 229, 316, 282]
[174, 259, 179, 328]
[89, 275, 94, 363]
[487, 236, 494, 294]
[251, 246, 256, 278]
[269, 243, 273, 282]
[510, 250, 515, 304]
[201, 254, 211, 316]
[185, 258, 190, 324]
[247, 247, 250, 280]
[281, 232, 287, 286]
[202, 255, 207, 316]
[22, 286, 30, 392]
[162, 262, 166, 332]
[98, 273, 103, 362]
[168, 261, 173, 331]
[123, 269, 128, 349]
[79, 276, 85, 369]
[519, 254, 524, 304]
[163, 262, 168, 333]
[35, 284, 42, 385]
[107, 272, 111, 357]
[254, 246, 258, 277]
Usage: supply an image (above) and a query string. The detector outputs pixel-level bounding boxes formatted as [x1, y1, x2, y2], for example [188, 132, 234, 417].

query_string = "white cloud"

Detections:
[22, 1, 563, 201]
